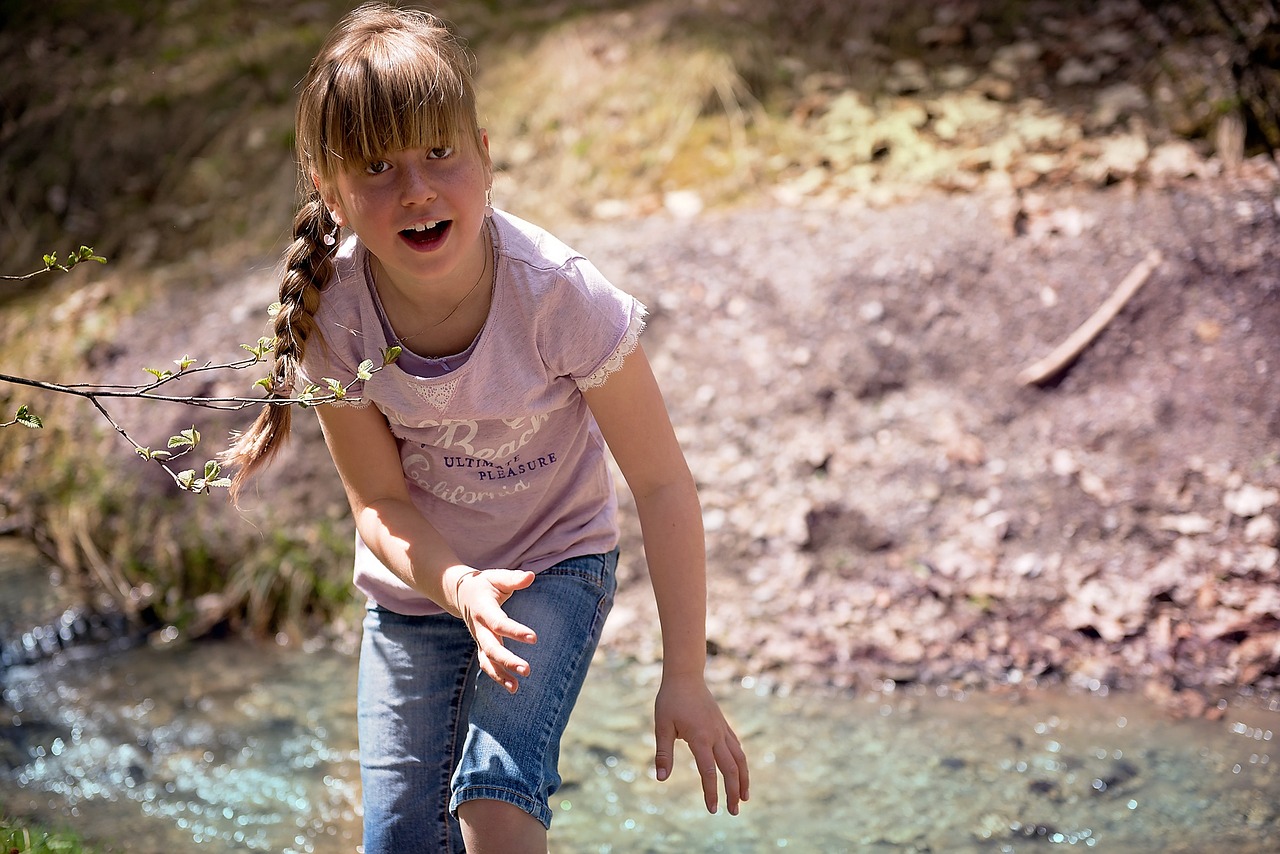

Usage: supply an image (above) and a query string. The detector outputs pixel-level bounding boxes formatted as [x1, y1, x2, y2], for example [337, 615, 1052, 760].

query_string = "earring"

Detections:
[484, 187, 494, 218]
[322, 226, 338, 246]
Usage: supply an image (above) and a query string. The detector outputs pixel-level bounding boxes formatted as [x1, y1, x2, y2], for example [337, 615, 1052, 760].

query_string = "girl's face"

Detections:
[320, 131, 491, 294]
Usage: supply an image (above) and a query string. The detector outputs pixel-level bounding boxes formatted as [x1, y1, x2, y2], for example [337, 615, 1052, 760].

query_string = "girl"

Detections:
[225, 3, 748, 852]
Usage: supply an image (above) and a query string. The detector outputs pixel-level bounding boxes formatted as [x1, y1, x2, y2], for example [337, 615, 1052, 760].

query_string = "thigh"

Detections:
[358, 606, 476, 854]
[451, 549, 618, 828]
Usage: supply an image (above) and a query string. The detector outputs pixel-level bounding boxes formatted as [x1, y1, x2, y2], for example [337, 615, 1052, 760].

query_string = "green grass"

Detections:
[0, 815, 95, 854]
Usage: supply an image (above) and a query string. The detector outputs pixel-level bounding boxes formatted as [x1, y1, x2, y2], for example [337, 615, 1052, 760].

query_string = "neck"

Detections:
[373, 226, 494, 353]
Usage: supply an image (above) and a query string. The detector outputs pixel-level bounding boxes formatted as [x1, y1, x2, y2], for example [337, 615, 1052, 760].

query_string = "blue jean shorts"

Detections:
[356, 549, 618, 854]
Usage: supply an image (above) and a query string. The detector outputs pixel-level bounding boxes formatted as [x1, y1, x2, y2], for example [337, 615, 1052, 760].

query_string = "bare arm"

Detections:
[584, 343, 750, 815]
[315, 401, 537, 691]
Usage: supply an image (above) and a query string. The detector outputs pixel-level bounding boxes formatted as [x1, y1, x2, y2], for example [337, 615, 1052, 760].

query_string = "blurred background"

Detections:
[1, 1, 1279, 851]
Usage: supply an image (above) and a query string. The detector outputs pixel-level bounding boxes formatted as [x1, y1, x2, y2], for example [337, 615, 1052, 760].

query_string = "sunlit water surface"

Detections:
[2, 541, 1278, 853]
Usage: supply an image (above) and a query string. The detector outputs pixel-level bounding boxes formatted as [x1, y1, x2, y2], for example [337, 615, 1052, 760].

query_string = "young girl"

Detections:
[226, 4, 748, 852]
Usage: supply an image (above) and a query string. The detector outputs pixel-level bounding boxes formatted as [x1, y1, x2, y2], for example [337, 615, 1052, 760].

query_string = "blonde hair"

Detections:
[225, 2, 483, 498]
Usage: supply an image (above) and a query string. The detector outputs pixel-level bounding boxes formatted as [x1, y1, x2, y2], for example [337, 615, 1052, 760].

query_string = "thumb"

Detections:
[491, 568, 536, 593]
[654, 717, 675, 782]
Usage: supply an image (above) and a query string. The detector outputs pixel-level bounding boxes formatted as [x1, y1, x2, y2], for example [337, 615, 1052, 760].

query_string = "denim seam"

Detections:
[441, 650, 475, 852]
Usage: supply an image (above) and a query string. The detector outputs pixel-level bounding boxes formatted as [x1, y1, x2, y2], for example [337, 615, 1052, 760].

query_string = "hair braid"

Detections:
[225, 192, 335, 499]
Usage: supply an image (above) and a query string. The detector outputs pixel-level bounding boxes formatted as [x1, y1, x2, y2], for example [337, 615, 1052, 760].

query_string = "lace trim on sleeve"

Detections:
[323, 396, 373, 409]
[576, 306, 647, 391]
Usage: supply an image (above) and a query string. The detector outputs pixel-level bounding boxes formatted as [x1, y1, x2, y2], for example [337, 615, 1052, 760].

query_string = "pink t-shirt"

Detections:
[301, 211, 646, 614]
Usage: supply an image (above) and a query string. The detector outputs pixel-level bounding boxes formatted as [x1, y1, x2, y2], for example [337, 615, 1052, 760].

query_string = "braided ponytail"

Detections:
[225, 192, 335, 500]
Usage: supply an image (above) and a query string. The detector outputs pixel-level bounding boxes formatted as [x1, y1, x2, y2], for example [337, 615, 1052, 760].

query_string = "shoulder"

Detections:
[491, 211, 627, 311]
[303, 237, 375, 375]
[491, 210, 584, 274]
[308, 236, 375, 336]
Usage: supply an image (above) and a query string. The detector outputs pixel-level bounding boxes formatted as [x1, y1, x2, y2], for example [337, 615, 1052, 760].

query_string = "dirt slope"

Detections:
[576, 170, 1280, 715]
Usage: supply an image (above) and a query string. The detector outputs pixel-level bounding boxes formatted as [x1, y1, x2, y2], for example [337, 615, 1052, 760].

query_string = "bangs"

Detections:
[302, 18, 479, 179]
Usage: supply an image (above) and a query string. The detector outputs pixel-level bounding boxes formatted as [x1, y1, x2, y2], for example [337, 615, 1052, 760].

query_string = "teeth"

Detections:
[409, 221, 439, 232]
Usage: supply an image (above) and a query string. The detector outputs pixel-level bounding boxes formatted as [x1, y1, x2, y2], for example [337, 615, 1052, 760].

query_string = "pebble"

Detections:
[1225, 485, 1280, 519]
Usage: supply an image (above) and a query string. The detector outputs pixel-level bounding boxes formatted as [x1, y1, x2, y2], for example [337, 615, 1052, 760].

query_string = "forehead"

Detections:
[312, 38, 478, 176]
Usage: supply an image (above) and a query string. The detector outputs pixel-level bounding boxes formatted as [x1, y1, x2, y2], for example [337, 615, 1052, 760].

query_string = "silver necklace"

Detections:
[390, 229, 491, 346]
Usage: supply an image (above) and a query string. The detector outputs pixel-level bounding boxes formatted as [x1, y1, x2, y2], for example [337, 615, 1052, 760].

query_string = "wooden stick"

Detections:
[1018, 248, 1164, 386]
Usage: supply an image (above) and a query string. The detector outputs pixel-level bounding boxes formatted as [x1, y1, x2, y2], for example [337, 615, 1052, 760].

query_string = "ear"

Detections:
[479, 129, 493, 180]
[312, 173, 348, 228]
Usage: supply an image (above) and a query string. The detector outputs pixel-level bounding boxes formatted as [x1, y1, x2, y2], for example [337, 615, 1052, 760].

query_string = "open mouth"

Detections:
[400, 220, 450, 248]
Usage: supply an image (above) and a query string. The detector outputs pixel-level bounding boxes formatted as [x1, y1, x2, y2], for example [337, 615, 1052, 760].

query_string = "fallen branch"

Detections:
[1018, 248, 1164, 386]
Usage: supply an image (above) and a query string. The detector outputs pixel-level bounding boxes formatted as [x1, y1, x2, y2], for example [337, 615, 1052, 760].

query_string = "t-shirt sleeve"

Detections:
[296, 286, 374, 409]
[539, 257, 647, 391]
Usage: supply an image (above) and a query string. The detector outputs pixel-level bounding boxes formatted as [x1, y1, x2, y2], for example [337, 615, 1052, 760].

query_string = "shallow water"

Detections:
[2, 541, 1279, 853]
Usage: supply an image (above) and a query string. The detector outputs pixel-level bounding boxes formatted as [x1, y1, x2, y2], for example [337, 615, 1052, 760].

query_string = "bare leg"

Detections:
[457, 799, 548, 854]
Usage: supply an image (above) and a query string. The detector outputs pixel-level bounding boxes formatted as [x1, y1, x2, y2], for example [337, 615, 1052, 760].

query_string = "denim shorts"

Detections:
[356, 549, 618, 854]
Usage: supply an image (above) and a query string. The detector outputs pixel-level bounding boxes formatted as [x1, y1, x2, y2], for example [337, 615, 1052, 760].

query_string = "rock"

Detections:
[1158, 513, 1215, 536]
[1225, 485, 1280, 518]
[1084, 133, 1150, 183]
[990, 42, 1042, 80]
[1244, 514, 1279, 546]
[663, 190, 704, 220]
[1091, 83, 1150, 129]
[1057, 57, 1101, 87]
[1228, 632, 1280, 684]
[886, 59, 930, 95]
[1147, 140, 1214, 182]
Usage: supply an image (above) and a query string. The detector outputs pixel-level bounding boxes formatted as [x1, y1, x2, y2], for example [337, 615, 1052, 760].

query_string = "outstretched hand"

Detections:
[450, 568, 538, 693]
[654, 673, 750, 815]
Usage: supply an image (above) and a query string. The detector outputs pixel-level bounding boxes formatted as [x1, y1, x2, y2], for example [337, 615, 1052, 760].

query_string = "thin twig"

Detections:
[0, 371, 348, 409]
[1018, 249, 1164, 386]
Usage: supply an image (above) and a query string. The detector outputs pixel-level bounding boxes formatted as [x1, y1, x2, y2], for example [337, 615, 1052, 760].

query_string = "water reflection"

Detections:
[2, 538, 1278, 853]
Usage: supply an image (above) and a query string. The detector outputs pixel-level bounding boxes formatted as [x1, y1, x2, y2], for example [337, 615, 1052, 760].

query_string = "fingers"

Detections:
[456, 569, 539, 693]
[688, 734, 747, 815]
[690, 741, 721, 814]
[715, 735, 749, 815]
[729, 731, 750, 804]
[653, 718, 750, 816]
[472, 621, 531, 693]
[487, 568, 537, 596]
[654, 717, 675, 783]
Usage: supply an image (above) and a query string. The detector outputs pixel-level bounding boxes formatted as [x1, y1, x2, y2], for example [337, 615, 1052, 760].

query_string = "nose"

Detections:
[399, 159, 437, 206]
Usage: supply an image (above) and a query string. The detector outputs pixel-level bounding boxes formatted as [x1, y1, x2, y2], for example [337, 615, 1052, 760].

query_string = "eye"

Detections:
[365, 159, 392, 175]
[427, 146, 454, 160]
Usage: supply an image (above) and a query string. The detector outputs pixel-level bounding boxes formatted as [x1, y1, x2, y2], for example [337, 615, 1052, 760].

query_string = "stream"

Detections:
[2, 537, 1279, 853]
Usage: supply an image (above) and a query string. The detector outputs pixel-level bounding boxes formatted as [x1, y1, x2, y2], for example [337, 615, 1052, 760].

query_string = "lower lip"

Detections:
[399, 221, 451, 251]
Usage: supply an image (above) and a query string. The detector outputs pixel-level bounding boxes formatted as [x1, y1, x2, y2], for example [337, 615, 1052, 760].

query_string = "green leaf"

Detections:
[356, 359, 375, 381]
[240, 336, 274, 360]
[267, 302, 283, 318]
[43, 252, 57, 267]
[382, 345, 403, 365]
[168, 427, 201, 449]
[15, 405, 42, 429]
[207, 477, 233, 489]
[144, 367, 173, 381]
[174, 354, 196, 371]
[322, 378, 346, 399]
[176, 469, 197, 490]
[253, 376, 273, 391]
[203, 460, 222, 480]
